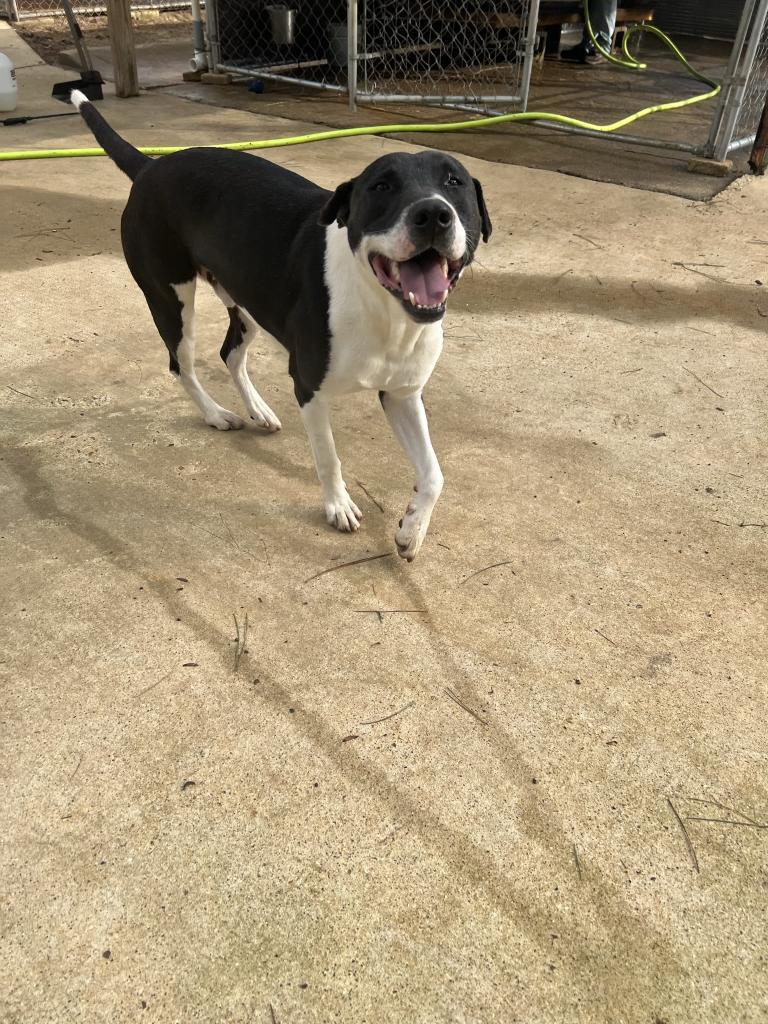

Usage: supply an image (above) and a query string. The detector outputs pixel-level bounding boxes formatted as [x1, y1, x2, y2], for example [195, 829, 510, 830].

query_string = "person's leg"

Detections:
[586, 0, 617, 52]
[562, 0, 616, 63]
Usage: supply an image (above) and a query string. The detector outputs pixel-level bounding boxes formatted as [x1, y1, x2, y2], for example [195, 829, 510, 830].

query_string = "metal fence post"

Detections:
[705, 0, 766, 160]
[347, 0, 357, 112]
[207, 0, 220, 71]
[519, 0, 540, 111]
[189, 0, 207, 69]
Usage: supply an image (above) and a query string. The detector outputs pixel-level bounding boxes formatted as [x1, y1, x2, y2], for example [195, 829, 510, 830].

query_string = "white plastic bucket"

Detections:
[0, 52, 18, 113]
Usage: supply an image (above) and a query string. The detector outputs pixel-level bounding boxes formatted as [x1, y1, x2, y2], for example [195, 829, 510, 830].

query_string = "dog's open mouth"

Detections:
[369, 249, 463, 315]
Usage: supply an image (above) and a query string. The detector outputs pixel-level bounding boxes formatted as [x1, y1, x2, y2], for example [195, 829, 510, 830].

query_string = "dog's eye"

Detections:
[372, 181, 391, 192]
[446, 174, 462, 186]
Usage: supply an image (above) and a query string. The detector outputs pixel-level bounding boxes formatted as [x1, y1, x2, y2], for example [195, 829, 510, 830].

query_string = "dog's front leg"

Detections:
[300, 395, 362, 532]
[380, 389, 444, 561]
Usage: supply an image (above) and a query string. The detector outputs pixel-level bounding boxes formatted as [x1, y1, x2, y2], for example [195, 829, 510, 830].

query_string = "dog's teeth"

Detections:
[440, 257, 448, 276]
[391, 260, 400, 282]
[408, 291, 416, 306]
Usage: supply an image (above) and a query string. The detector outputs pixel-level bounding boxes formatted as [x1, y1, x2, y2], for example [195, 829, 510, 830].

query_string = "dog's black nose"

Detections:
[408, 200, 453, 236]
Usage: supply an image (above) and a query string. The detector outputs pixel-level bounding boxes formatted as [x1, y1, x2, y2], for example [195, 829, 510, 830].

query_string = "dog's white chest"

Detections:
[323, 225, 444, 396]
[326, 317, 443, 395]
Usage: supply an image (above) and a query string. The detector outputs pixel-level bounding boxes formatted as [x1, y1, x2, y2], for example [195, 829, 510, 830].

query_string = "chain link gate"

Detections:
[705, 0, 768, 160]
[352, 0, 537, 108]
[210, 0, 540, 113]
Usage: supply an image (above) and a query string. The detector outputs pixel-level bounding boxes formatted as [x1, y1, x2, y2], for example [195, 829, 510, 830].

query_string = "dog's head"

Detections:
[319, 151, 491, 324]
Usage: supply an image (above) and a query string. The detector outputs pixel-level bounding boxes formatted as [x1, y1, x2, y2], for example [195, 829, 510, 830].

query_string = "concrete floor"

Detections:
[2, 20, 768, 1024]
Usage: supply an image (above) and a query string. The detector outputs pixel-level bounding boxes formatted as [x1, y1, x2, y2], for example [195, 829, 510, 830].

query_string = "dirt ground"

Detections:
[15, 9, 194, 66]
[2, 20, 768, 1024]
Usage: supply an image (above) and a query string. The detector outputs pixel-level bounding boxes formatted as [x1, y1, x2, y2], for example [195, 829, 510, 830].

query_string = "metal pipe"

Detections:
[729, 132, 759, 152]
[425, 99, 704, 150]
[703, 0, 756, 158]
[347, 0, 357, 112]
[359, 42, 442, 59]
[519, 0, 541, 111]
[189, 0, 208, 70]
[207, 0, 221, 72]
[529, 118, 701, 153]
[219, 64, 347, 92]
[252, 58, 328, 73]
[715, 0, 768, 162]
[59, 0, 93, 72]
[354, 93, 523, 104]
[360, 0, 367, 95]
[435, 103, 502, 115]
[708, 0, 768, 159]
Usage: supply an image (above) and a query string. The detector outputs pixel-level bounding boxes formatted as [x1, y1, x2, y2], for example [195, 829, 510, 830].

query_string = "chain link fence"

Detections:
[9, 0, 768, 164]
[702, 0, 768, 159]
[357, 0, 535, 105]
[731, 1, 768, 146]
[210, 0, 351, 94]
[2, 0, 194, 20]
[210, 0, 538, 110]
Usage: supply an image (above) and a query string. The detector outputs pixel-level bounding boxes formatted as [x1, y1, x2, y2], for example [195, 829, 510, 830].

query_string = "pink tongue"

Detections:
[399, 256, 450, 307]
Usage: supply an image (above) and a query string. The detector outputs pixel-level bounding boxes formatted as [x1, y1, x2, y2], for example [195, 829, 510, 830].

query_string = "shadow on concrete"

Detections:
[461, 267, 766, 331]
[5, 443, 688, 1011]
[4, 183, 124, 273]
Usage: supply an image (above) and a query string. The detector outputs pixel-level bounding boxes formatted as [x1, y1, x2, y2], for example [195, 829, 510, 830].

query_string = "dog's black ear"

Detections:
[473, 178, 492, 243]
[318, 179, 356, 227]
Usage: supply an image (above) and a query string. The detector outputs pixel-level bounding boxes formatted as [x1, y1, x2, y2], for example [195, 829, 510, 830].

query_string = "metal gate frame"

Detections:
[521, 0, 768, 162]
[209, 0, 768, 163]
[210, 0, 542, 115]
[349, 0, 540, 110]
[6, 0, 768, 160]
[704, 0, 768, 159]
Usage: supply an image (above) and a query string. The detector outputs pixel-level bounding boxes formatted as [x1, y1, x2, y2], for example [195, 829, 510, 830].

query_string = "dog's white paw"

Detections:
[395, 504, 429, 562]
[249, 403, 282, 433]
[324, 491, 362, 532]
[206, 408, 245, 430]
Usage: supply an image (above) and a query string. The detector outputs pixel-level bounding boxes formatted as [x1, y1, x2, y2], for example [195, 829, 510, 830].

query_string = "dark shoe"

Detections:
[560, 41, 604, 65]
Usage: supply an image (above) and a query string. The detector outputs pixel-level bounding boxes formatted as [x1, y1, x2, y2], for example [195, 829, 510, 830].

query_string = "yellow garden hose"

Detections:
[584, 0, 717, 88]
[0, 3, 720, 162]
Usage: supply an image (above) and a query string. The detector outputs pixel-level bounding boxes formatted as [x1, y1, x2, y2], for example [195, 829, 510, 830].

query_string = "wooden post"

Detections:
[749, 92, 768, 175]
[106, 0, 139, 98]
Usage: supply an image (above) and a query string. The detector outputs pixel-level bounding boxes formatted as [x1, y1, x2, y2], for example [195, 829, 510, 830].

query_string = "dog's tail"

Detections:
[70, 89, 150, 182]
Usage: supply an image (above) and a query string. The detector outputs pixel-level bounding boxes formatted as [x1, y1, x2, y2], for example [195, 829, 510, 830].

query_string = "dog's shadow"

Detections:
[3, 446, 685, 1012]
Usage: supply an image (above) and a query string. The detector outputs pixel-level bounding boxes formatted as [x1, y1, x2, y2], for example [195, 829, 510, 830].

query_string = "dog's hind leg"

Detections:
[144, 278, 245, 430]
[219, 306, 282, 432]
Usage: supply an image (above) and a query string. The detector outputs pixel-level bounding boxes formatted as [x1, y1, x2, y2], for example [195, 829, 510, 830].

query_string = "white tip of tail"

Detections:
[70, 89, 89, 109]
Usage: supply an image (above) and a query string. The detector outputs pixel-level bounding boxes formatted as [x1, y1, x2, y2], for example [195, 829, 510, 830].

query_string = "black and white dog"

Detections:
[71, 90, 491, 560]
